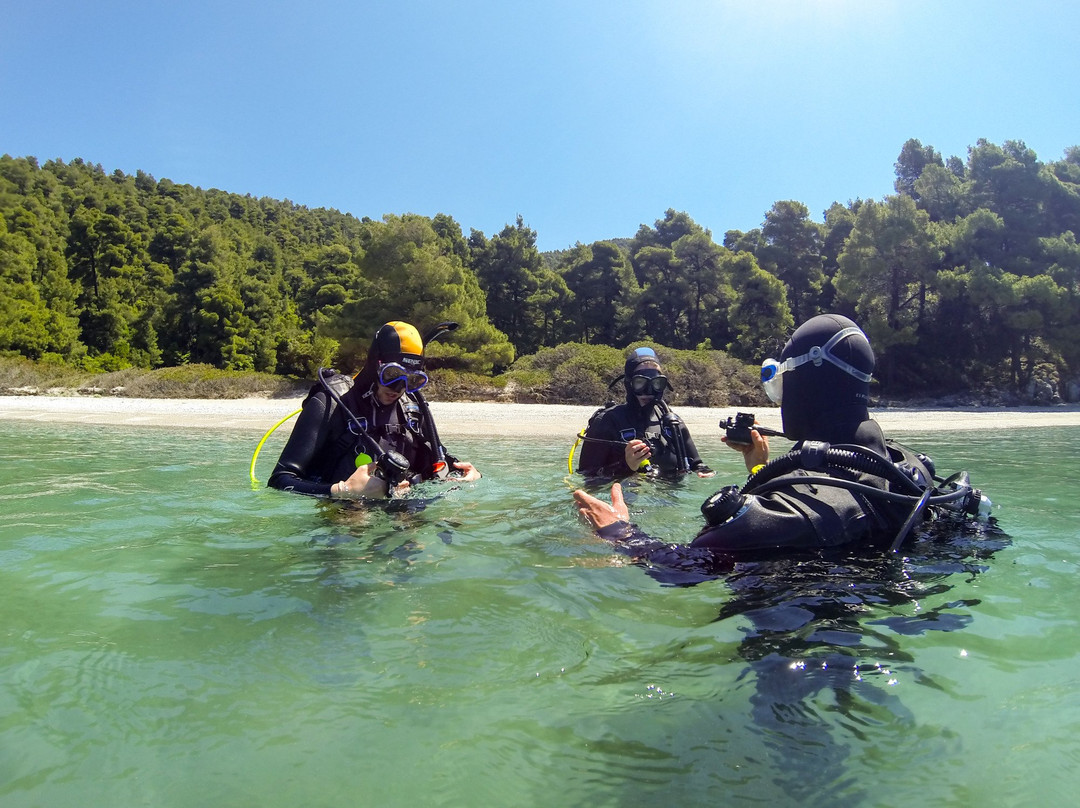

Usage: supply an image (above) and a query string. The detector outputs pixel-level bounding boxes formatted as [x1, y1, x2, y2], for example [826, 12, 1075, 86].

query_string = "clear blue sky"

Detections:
[2, 0, 1077, 252]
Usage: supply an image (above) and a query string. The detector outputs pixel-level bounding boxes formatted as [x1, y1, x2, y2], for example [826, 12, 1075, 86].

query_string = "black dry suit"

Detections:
[689, 420, 967, 554]
[267, 322, 456, 497]
[577, 348, 711, 478]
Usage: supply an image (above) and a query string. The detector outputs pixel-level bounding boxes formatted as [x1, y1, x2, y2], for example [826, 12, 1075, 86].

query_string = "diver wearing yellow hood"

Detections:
[268, 321, 481, 499]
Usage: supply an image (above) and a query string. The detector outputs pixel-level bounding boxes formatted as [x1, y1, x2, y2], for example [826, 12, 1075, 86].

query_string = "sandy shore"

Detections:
[3, 395, 1080, 438]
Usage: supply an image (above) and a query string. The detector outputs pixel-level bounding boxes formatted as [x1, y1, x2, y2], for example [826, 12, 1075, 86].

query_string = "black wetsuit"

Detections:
[577, 400, 712, 478]
[599, 419, 936, 558]
[267, 375, 454, 497]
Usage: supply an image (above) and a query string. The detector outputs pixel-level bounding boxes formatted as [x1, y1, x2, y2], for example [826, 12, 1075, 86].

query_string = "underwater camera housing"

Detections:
[721, 412, 756, 445]
[373, 449, 412, 486]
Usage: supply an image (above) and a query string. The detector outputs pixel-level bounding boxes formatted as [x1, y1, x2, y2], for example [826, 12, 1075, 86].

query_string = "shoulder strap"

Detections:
[585, 401, 619, 429]
[305, 371, 354, 406]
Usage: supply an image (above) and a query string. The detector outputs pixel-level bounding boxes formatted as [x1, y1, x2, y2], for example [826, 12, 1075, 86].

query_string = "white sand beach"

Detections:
[3, 394, 1080, 438]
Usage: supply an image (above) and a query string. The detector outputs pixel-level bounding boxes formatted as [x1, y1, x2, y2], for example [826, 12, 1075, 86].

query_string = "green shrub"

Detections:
[500, 342, 766, 406]
[0, 355, 89, 390]
[0, 344, 765, 406]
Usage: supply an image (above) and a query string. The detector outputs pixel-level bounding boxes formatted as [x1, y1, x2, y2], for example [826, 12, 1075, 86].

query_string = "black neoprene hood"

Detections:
[779, 314, 875, 441]
[623, 346, 664, 406]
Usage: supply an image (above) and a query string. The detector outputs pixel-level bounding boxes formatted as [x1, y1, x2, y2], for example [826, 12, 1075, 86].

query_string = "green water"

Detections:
[2, 420, 1079, 807]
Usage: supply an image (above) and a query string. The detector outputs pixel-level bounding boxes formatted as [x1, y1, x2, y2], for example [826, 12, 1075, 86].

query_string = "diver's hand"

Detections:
[451, 461, 482, 482]
[573, 482, 630, 530]
[696, 468, 716, 478]
[624, 439, 651, 471]
[722, 427, 769, 473]
[333, 463, 391, 499]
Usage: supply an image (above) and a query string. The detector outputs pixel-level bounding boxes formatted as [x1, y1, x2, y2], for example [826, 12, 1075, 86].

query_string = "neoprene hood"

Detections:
[354, 321, 425, 391]
[779, 314, 875, 441]
[623, 346, 666, 407]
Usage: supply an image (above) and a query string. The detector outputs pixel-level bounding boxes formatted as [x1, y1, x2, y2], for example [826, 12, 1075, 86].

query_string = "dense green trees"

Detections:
[2, 137, 1080, 398]
[723, 138, 1080, 396]
[0, 156, 512, 376]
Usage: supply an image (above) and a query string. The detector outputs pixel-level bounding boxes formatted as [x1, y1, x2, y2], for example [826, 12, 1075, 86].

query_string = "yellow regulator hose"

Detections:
[249, 409, 301, 489]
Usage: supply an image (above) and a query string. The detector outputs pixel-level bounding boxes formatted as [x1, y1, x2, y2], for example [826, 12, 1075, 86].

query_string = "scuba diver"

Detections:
[268, 320, 481, 500]
[576, 346, 715, 479]
[573, 314, 991, 559]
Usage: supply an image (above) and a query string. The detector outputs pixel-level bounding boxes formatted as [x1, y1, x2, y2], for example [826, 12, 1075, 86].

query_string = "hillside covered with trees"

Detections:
[2, 137, 1079, 402]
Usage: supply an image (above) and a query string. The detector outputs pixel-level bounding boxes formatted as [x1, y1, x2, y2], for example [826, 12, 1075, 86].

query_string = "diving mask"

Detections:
[630, 374, 668, 396]
[760, 326, 872, 404]
[378, 362, 429, 393]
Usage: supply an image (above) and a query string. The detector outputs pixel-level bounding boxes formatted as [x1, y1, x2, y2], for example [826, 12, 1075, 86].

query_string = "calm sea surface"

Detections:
[2, 417, 1078, 807]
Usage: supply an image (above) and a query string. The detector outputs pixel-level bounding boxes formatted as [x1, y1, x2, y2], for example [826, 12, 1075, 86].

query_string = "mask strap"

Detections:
[814, 327, 873, 382]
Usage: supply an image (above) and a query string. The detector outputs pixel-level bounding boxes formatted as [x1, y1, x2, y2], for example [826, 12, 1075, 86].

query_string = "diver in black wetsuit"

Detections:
[574, 314, 989, 559]
[576, 347, 714, 479]
[268, 321, 480, 500]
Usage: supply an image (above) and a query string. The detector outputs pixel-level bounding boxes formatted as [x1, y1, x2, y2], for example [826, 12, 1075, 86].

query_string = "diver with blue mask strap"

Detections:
[576, 347, 714, 479]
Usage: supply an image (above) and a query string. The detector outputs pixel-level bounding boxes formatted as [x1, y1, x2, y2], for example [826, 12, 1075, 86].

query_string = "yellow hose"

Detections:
[249, 409, 302, 488]
[567, 432, 584, 475]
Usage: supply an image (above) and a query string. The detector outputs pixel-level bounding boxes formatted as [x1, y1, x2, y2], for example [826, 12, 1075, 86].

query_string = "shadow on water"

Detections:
[628, 511, 1012, 803]
[274, 487, 465, 591]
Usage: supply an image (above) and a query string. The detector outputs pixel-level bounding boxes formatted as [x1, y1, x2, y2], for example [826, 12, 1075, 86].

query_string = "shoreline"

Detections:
[3, 395, 1080, 437]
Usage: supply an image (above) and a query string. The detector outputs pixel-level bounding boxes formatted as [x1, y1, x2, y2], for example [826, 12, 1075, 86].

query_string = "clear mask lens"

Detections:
[760, 359, 784, 404]
[630, 374, 667, 396]
[379, 363, 428, 393]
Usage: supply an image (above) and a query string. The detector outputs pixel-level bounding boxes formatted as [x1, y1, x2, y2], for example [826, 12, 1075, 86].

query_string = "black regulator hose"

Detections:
[889, 487, 933, 553]
[659, 402, 691, 472]
[728, 440, 977, 552]
[747, 473, 971, 507]
[413, 389, 449, 476]
[317, 368, 410, 484]
[743, 441, 926, 497]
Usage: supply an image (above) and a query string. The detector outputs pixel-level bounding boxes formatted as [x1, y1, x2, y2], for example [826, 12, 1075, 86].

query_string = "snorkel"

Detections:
[415, 321, 459, 479]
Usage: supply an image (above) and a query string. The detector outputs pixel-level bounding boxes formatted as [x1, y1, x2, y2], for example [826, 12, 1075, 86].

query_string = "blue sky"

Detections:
[2, 0, 1077, 252]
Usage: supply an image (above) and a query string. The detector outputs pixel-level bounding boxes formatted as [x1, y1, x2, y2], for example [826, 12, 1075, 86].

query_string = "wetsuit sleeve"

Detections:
[267, 390, 338, 497]
[578, 412, 635, 477]
[597, 494, 817, 557]
[592, 521, 733, 583]
[577, 414, 633, 478]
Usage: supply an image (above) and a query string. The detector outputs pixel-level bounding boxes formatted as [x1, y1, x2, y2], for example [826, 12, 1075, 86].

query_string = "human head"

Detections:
[369, 321, 424, 371]
[623, 346, 669, 406]
[764, 314, 875, 440]
[356, 321, 428, 396]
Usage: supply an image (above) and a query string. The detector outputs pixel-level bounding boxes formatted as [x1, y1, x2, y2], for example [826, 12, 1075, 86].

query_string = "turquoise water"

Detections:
[2, 419, 1079, 807]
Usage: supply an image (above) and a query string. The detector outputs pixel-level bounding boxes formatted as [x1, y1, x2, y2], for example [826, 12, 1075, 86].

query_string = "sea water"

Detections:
[1, 418, 1078, 807]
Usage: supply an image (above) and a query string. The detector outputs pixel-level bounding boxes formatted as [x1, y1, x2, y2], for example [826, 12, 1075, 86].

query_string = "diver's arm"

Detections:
[576, 423, 616, 476]
[573, 483, 732, 581]
[578, 417, 636, 478]
[268, 391, 388, 498]
[450, 461, 482, 481]
[427, 412, 481, 480]
[333, 463, 395, 499]
[721, 428, 770, 474]
[269, 399, 394, 499]
[573, 482, 631, 532]
[267, 391, 336, 496]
